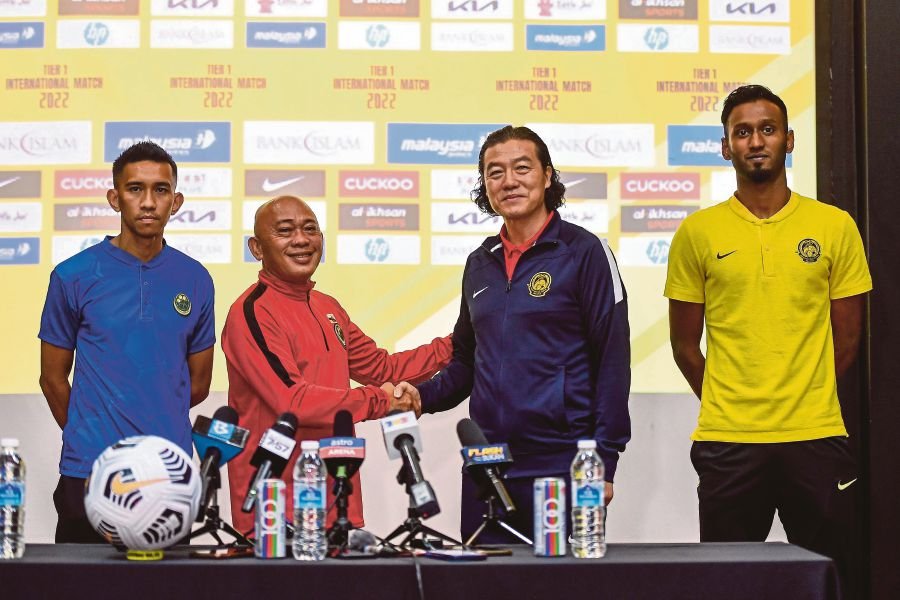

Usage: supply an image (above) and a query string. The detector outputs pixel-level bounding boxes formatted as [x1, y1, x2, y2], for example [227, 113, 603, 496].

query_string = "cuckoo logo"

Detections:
[620, 173, 700, 199]
[339, 170, 419, 197]
[55, 171, 113, 197]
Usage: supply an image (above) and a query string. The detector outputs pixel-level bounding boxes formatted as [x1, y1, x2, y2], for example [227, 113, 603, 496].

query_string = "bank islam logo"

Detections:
[709, 25, 790, 55]
[431, 0, 513, 20]
[709, 0, 789, 23]
[0, 121, 92, 165]
[246, 0, 327, 17]
[244, 122, 375, 165]
[0, 237, 39, 265]
[247, 22, 325, 48]
[338, 21, 419, 50]
[166, 234, 231, 264]
[387, 123, 503, 165]
[0, 23, 44, 48]
[104, 122, 230, 162]
[525, 0, 605, 20]
[150, 19, 234, 48]
[617, 23, 698, 53]
[527, 123, 655, 168]
[431, 23, 513, 52]
[526, 25, 605, 52]
[431, 235, 483, 265]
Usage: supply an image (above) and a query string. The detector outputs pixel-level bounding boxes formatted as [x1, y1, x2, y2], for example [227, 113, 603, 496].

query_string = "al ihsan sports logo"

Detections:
[797, 238, 821, 263]
[528, 272, 552, 297]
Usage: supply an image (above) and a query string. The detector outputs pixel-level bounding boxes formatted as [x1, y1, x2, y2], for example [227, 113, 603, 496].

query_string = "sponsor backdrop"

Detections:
[0, 0, 815, 395]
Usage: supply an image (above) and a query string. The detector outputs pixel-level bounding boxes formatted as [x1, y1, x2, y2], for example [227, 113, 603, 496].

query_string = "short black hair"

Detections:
[720, 84, 789, 136]
[471, 125, 566, 215]
[111, 141, 178, 188]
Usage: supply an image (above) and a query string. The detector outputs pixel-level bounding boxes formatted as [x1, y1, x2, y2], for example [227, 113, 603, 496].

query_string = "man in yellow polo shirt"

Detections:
[665, 85, 871, 589]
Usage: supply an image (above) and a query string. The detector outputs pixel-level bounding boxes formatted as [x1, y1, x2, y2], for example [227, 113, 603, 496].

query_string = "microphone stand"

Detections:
[326, 476, 354, 556]
[382, 463, 461, 551]
[190, 465, 251, 548]
[465, 496, 533, 547]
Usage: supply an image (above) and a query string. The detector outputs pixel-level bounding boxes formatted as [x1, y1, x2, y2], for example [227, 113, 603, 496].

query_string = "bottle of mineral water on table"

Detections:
[0, 438, 25, 560]
[570, 439, 605, 558]
[293, 440, 327, 561]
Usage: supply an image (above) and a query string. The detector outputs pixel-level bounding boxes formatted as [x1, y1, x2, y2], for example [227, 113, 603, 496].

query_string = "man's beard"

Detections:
[746, 164, 775, 183]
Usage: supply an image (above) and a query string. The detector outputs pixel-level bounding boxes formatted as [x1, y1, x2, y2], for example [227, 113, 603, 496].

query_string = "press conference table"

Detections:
[0, 542, 838, 600]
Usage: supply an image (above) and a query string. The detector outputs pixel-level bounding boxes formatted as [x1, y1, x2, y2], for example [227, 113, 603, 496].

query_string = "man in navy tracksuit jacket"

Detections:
[402, 126, 631, 543]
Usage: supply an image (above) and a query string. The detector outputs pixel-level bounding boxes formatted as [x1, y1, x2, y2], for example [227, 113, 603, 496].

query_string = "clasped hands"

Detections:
[380, 381, 421, 417]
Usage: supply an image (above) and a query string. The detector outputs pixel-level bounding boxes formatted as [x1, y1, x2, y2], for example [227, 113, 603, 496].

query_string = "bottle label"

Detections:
[295, 482, 326, 510]
[573, 481, 603, 508]
[0, 482, 24, 507]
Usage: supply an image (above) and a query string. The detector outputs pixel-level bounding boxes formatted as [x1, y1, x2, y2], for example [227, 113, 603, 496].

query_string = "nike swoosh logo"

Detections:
[262, 176, 305, 192]
[110, 473, 168, 496]
[473, 286, 489, 299]
[837, 478, 857, 491]
[563, 177, 586, 188]
[716, 250, 737, 260]
[0, 176, 21, 189]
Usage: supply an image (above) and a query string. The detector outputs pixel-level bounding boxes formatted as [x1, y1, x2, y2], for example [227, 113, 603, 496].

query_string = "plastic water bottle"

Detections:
[0, 438, 25, 559]
[293, 440, 327, 561]
[570, 439, 605, 558]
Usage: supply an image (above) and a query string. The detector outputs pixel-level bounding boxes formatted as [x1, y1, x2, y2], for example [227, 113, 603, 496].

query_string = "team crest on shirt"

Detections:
[527, 272, 552, 297]
[326, 313, 347, 349]
[797, 238, 821, 263]
[173, 293, 191, 316]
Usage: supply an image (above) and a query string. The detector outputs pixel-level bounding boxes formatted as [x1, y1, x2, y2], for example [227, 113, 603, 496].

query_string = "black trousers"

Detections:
[460, 471, 573, 546]
[53, 475, 107, 544]
[691, 437, 860, 596]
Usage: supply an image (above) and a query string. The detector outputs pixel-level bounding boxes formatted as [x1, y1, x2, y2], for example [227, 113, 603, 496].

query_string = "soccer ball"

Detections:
[85, 435, 200, 550]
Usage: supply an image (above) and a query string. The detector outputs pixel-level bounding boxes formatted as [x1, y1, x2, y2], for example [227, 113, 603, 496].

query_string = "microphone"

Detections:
[380, 410, 439, 519]
[457, 418, 516, 514]
[241, 412, 299, 513]
[192, 406, 249, 518]
[320, 409, 366, 481]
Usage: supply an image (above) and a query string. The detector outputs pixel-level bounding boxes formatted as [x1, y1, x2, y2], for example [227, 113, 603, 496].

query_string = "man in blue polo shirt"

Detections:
[39, 142, 215, 543]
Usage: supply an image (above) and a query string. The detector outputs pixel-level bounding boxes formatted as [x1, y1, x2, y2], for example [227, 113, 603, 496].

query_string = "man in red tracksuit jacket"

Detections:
[223, 195, 452, 536]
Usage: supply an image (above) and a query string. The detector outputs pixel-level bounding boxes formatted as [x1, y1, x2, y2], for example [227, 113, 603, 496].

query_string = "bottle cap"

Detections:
[301, 440, 320, 451]
[1, 438, 19, 448]
[577, 439, 597, 450]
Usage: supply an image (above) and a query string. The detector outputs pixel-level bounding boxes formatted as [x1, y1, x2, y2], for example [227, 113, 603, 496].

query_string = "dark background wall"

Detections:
[818, 1, 900, 597]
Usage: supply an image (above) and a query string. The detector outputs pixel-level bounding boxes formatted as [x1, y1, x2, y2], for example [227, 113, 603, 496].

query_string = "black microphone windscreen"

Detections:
[274, 412, 298, 436]
[457, 418, 489, 447]
[212, 405, 239, 424]
[334, 409, 354, 437]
